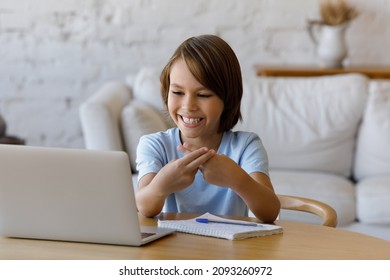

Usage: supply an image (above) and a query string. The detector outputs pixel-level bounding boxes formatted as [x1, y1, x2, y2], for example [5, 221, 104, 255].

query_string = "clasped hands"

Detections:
[176, 142, 238, 188]
[152, 142, 241, 196]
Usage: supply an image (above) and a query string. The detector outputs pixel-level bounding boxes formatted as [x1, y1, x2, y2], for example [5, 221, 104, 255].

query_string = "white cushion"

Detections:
[121, 100, 169, 171]
[340, 222, 390, 241]
[354, 80, 390, 181]
[356, 177, 390, 225]
[132, 67, 165, 111]
[236, 74, 368, 177]
[79, 82, 132, 151]
[270, 170, 356, 226]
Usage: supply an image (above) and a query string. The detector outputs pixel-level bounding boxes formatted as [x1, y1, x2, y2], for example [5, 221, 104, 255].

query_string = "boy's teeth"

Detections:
[182, 117, 201, 124]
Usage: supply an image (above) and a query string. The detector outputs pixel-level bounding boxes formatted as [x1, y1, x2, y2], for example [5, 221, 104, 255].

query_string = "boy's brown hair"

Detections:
[160, 34, 243, 132]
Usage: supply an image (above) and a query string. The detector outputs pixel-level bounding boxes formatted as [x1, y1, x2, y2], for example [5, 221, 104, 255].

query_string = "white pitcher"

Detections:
[307, 21, 348, 68]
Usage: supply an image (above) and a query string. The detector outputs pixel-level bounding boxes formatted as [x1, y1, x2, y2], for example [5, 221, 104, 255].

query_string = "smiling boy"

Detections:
[135, 35, 280, 223]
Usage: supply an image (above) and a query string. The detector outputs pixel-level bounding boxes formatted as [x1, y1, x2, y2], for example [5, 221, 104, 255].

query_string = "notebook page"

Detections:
[158, 213, 283, 240]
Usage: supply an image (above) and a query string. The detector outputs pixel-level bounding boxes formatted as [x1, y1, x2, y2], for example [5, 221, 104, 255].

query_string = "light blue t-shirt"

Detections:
[136, 128, 269, 216]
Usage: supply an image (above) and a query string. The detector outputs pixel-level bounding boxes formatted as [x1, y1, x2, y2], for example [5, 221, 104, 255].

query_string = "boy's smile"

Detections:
[181, 116, 202, 125]
[167, 58, 224, 149]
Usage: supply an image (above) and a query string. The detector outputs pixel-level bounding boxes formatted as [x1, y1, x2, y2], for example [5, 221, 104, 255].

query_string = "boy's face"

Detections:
[167, 58, 224, 145]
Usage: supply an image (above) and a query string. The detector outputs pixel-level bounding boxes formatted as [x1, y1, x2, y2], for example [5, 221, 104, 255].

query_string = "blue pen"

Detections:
[195, 218, 262, 227]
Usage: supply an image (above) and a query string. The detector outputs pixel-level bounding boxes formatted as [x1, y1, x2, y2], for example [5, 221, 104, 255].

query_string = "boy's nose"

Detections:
[181, 96, 197, 111]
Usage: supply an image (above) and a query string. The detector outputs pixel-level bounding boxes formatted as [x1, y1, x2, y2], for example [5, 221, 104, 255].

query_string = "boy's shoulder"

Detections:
[140, 127, 178, 143]
[222, 130, 262, 149]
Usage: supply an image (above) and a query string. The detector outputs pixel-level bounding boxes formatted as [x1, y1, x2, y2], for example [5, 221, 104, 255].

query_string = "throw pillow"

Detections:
[133, 67, 165, 111]
[354, 80, 390, 180]
[121, 100, 169, 172]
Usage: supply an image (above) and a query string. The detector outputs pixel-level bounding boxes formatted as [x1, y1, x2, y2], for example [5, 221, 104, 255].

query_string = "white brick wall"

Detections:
[0, 0, 389, 148]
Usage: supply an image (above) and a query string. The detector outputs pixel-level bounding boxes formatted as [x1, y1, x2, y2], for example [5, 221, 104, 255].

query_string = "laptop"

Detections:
[0, 144, 175, 246]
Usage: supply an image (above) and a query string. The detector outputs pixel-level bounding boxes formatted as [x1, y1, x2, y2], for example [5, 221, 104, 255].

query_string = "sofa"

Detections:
[79, 68, 390, 241]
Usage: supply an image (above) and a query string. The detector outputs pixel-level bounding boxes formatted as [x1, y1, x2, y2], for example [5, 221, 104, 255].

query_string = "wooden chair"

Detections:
[277, 195, 338, 227]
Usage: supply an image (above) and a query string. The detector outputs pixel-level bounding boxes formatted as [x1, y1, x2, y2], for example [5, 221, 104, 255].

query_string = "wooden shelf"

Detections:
[255, 65, 390, 79]
[0, 136, 25, 145]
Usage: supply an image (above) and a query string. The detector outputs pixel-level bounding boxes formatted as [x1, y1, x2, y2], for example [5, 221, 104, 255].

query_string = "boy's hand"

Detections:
[136, 145, 216, 217]
[155, 146, 215, 194]
[178, 142, 239, 187]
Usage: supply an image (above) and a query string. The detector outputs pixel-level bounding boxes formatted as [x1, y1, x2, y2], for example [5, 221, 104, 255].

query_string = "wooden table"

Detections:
[1, 213, 389, 260]
[255, 65, 390, 79]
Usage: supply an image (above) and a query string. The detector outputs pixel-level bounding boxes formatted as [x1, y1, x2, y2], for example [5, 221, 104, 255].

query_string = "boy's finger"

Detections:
[177, 145, 191, 154]
[177, 143, 196, 155]
[178, 147, 208, 162]
[187, 149, 216, 169]
[182, 142, 198, 151]
[178, 147, 212, 166]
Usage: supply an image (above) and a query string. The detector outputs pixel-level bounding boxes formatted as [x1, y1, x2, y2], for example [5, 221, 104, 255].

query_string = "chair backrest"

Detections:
[277, 195, 337, 227]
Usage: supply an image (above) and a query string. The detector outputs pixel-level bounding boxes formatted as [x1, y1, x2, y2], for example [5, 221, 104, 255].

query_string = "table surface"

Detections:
[255, 65, 390, 79]
[1, 213, 390, 260]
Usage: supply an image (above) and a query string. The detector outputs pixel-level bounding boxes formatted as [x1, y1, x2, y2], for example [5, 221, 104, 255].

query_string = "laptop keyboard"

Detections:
[141, 232, 156, 239]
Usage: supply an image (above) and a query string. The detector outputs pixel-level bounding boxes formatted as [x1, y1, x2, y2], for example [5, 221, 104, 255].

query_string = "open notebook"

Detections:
[158, 213, 283, 240]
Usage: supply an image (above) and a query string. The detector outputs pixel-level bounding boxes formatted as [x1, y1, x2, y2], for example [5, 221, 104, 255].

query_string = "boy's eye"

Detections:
[170, 90, 213, 98]
[171, 91, 183, 95]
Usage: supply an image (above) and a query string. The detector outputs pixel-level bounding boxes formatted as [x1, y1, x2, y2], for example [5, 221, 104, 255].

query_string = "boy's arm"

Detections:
[136, 147, 216, 217]
[200, 154, 280, 223]
[231, 171, 280, 223]
[178, 143, 280, 222]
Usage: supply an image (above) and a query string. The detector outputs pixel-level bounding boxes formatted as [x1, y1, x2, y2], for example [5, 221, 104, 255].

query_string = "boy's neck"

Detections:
[180, 132, 224, 151]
